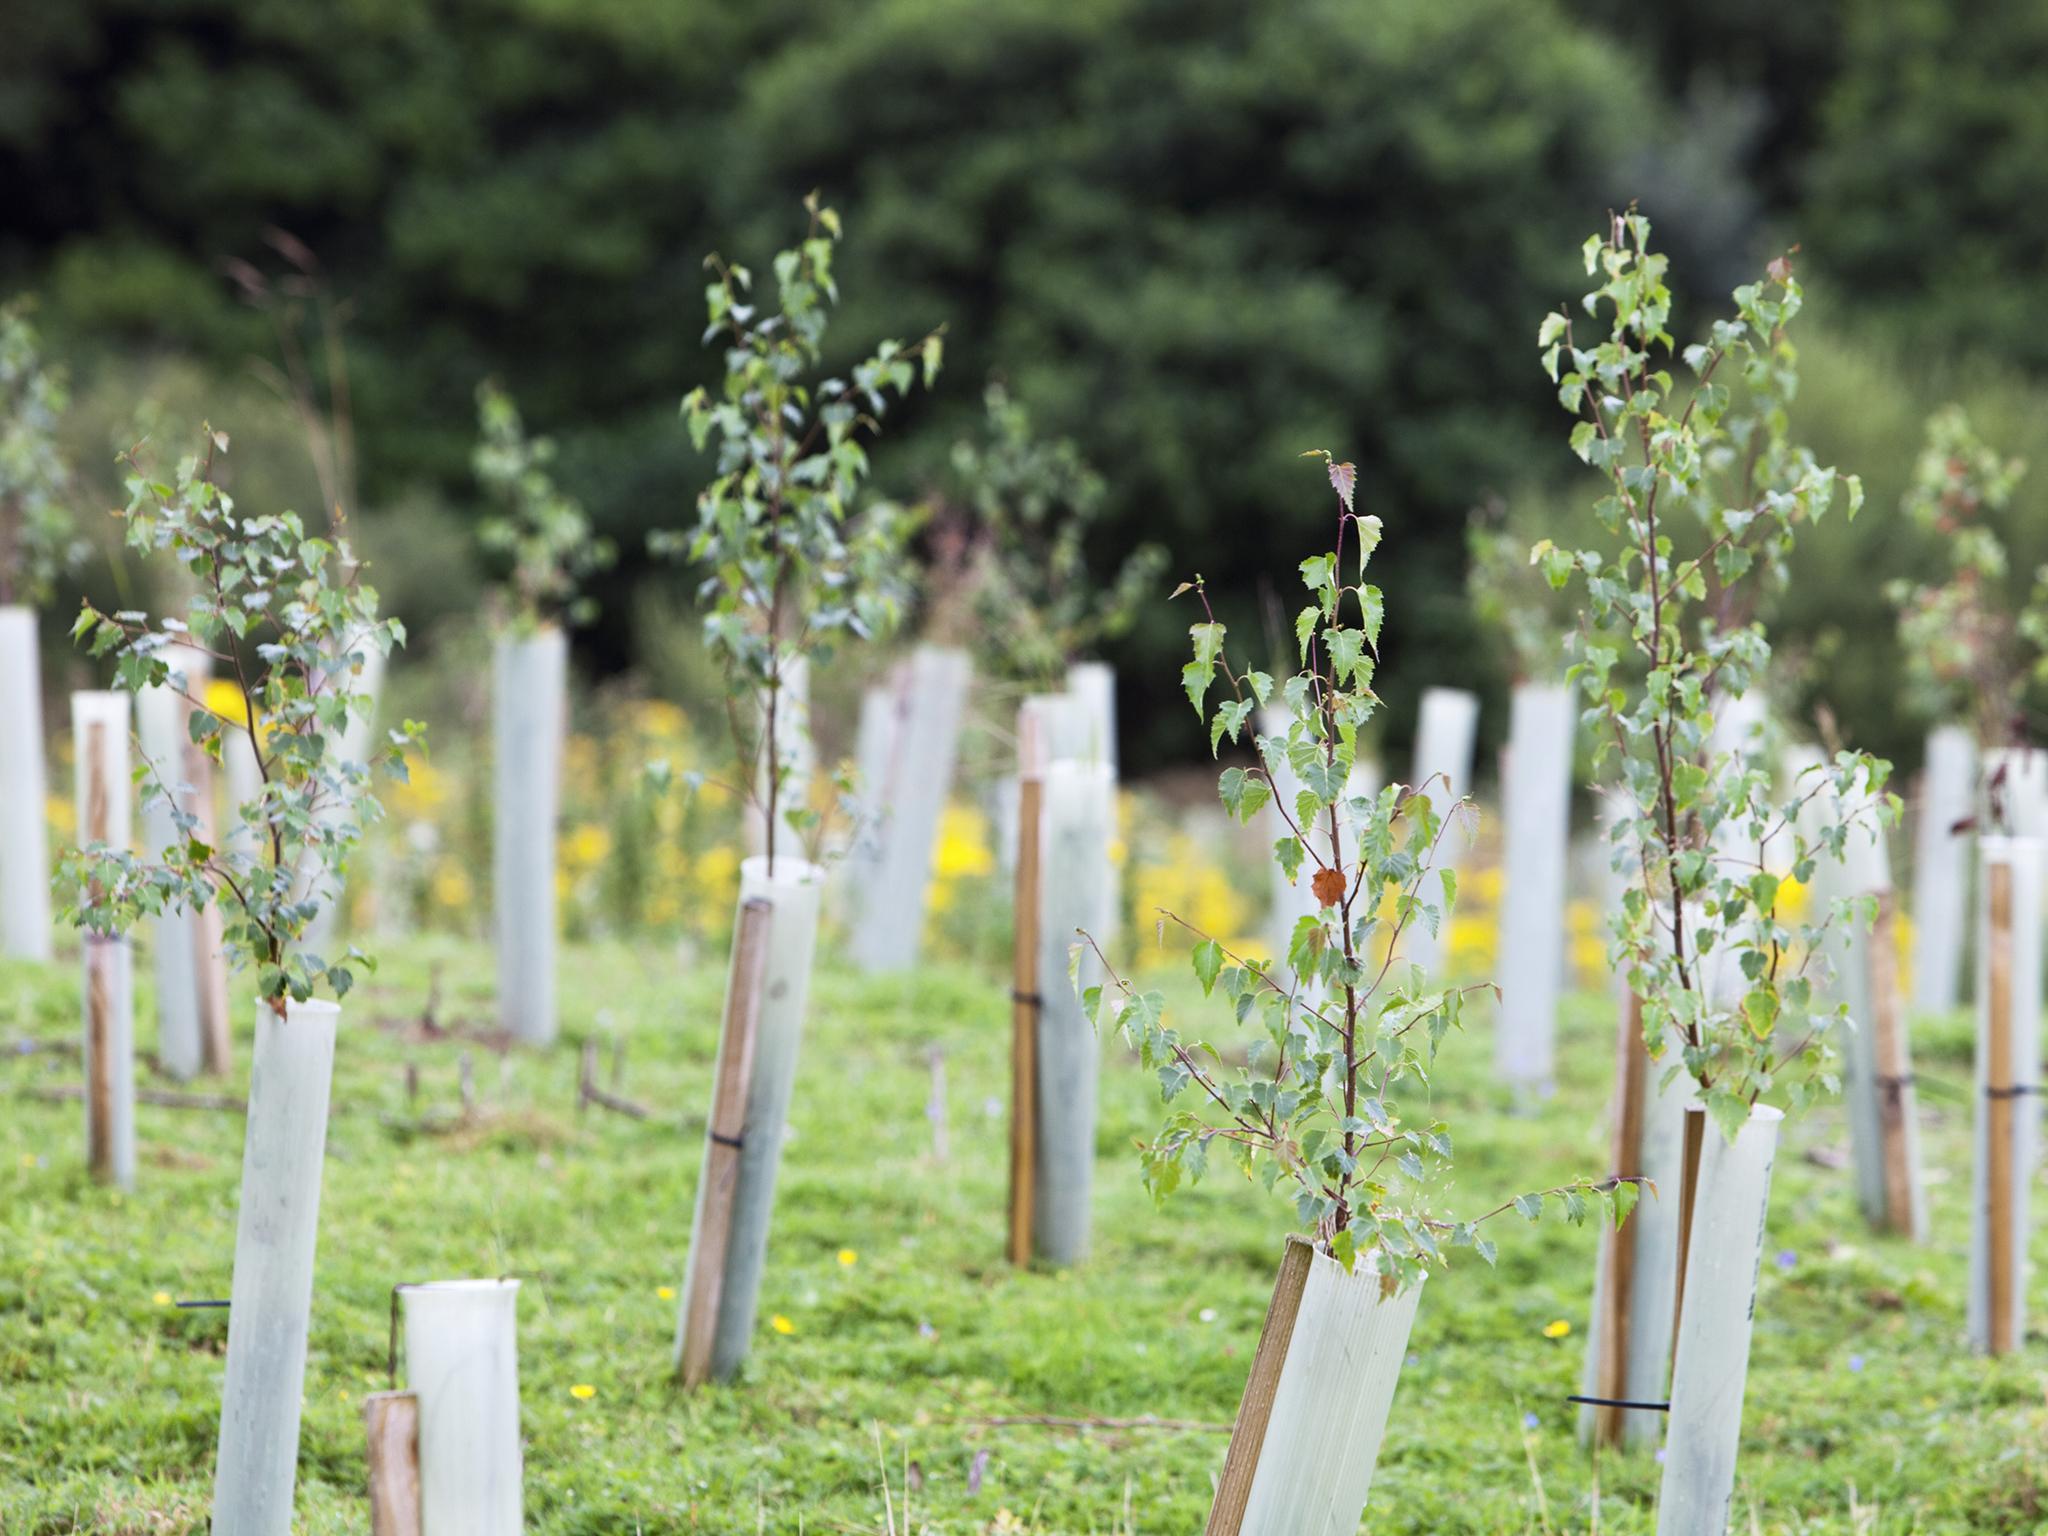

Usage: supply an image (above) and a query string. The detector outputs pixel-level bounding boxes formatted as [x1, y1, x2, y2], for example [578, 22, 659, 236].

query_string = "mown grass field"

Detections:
[1, 924, 2041, 1533]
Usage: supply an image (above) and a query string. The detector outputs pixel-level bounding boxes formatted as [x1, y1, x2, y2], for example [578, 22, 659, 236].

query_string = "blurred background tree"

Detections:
[4, 0, 2046, 771]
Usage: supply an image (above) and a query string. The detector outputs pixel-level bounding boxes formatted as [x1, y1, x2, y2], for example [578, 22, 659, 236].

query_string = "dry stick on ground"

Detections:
[1007, 707, 1045, 1267]
[956, 1413, 1231, 1433]
[1591, 991, 1649, 1449]
[578, 1040, 652, 1121]
[677, 895, 773, 1386]
[23, 1083, 245, 1113]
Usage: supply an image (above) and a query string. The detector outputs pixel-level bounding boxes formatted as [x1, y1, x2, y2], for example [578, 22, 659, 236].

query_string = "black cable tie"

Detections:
[1566, 1393, 1670, 1413]
[176, 1299, 230, 1309]
[1876, 1073, 1915, 1087]
[1012, 989, 1043, 1008]
[709, 1130, 745, 1150]
[1987, 1084, 2039, 1100]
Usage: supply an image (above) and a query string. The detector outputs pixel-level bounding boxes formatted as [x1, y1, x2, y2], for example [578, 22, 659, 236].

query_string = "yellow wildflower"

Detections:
[1543, 1318, 1572, 1339]
[569, 1383, 596, 1400]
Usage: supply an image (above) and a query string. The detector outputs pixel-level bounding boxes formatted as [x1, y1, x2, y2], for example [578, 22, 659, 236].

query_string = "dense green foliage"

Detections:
[0, 300, 82, 608]
[4, 0, 2046, 766]
[0, 0, 1653, 766]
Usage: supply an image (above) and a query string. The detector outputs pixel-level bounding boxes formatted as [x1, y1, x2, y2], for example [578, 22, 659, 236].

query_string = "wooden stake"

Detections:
[363, 1389, 422, 1536]
[1590, 992, 1647, 1449]
[1671, 1102, 1706, 1369]
[1008, 709, 1045, 1268]
[80, 712, 133, 1188]
[1986, 861, 2016, 1354]
[676, 895, 773, 1386]
[84, 935, 119, 1178]
[1205, 1236, 1313, 1536]
[1867, 891, 1917, 1235]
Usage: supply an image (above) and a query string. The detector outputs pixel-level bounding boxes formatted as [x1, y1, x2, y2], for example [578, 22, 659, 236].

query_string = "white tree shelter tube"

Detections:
[1813, 777, 1925, 1239]
[830, 681, 899, 922]
[684, 855, 823, 1380]
[1910, 725, 1974, 1017]
[1068, 661, 1121, 946]
[300, 644, 386, 957]
[1405, 687, 1478, 976]
[74, 691, 135, 1190]
[211, 998, 340, 1536]
[1657, 1104, 1783, 1536]
[1983, 746, 2048, 843]
[743, 656, 812, 860]
[994, 692, 1096, 882]
[402, 1279, 523, 1533]
[223, 723, 262, 862]
[849, 646, 971, 973]
[493, 626, 567, 1046]
[1970, 835, 2040, 1355]
[1032, 759, 1114, 1264]
[0, 606, 52, 959]
[138, 672, 204, 1081]
[1207, 1238, 1423, 1536]
[1496, 681, 1572, 1095]
[1259, 705, 1319, 961]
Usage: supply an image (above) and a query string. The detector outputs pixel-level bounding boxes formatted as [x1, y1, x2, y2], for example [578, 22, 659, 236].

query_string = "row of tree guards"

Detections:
[17, 624, 2048, 1524]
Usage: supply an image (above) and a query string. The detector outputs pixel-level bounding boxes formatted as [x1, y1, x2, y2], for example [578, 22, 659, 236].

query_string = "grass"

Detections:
[1, 921, 2041, 1534]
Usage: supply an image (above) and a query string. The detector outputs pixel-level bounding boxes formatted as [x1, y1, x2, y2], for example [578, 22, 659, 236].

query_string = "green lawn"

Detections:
[0, 929, 2040, 1534]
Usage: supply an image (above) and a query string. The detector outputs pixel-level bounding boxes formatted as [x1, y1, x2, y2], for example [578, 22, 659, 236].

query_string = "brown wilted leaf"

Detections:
[1311, 866, 1344, 908]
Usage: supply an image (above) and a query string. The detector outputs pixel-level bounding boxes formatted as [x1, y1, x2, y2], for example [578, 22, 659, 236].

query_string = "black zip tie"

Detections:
[1566, 1394, 1670, 1413]
[176, 1299, 230, 1309]
[709, 1130, 745, 1150]
[1986, 1084, 2039, 1100]
[1012, 989, 1043, 1008]
[1876, 1073, 1915, 1087]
